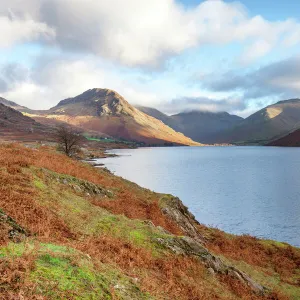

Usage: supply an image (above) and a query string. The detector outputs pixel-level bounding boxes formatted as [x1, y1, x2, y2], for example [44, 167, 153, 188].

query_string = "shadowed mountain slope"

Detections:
[0, 102, 50, 141]
[267, 128, 300, 147]
[171, 111, 243, 143]
[136, 106, 243, 143]
[210, 99, 300, 144]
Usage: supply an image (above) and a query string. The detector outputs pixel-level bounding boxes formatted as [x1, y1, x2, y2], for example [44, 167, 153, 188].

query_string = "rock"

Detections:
[159, 195, 205, 243]
[227, 268, 267, 295]
[154, 211, 266, 295]
[91, 163, 105, 167]
[114, 284, 125, 290]
[40, 168, 114, 198]
[0, 209, 29, 243]
[207, 268, 215, 276]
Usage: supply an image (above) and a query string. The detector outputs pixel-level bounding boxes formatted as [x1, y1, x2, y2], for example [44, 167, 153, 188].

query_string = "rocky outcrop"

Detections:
[0, 209, 29, 243]
[159, 195, 205, 243]
[155, 235, 266, 294]
[159, 195, 267, 295]
[38, 168, 114, 198]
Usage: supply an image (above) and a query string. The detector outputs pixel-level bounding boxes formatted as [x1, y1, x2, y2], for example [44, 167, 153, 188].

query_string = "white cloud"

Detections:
[202, 55, 300, 99]
[2, 0, 299, 67]
[160, 96, 246, 115]
[240, 40, 273, 64]
[0, 14, 55, 48]
[0, 57, 161, 109]
[33, 0, 300, 67]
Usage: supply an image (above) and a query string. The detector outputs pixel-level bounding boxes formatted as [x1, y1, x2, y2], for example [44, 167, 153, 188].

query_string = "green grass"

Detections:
[34, 178, 47, 190]
[32, 254, 112, 299]
[259, 239, 290, 249]
[31, 168, 173, 254]
[0, 241, 152, 300]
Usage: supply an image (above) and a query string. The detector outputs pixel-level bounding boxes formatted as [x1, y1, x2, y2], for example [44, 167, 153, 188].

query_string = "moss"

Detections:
[259, 239, 289, 249]
[32, 169, 172, 253]
[31, 254, 112, 299]
[0, 241, 32, 257]
[34, 167, 113, 198]
[1, 240, 151, 299]
[158, 194, 173, 209]
[33, 178, 47, 190]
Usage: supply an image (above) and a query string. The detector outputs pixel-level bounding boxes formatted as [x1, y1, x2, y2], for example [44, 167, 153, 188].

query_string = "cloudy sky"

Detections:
[1, 0, 300, 117]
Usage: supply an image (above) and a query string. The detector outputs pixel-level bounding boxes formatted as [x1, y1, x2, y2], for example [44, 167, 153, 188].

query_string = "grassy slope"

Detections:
[0, 144, 299, 299]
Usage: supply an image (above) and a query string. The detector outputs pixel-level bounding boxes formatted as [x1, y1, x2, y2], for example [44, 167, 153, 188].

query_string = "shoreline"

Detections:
[89, 147, 300, 249]
[1, 142, 299, 298]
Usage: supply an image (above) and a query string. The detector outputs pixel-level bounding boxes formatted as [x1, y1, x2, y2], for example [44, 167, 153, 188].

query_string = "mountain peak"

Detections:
[83, 88, 123, 99]
[53, 88, 133, 117]
[44, 89, 200, 145]
[56, 88, 124, 107]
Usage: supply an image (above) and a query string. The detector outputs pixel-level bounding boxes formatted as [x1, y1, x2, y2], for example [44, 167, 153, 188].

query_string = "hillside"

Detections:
[0, 97, 28, 111]
[0, 143, 299, 299]
[136, 106, 243, 143]
[0, 103, 50, 141]
[26, 89, 200, 146]
[171, 111, 243, 143]
[267, 128, 300, 147]
[212, 99, 300, 144]
[135, 105, 180, 130]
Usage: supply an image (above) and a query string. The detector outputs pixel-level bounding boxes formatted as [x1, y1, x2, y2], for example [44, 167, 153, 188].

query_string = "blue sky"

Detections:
[1, 0, 300, 117]
[181, 0, 300, 20]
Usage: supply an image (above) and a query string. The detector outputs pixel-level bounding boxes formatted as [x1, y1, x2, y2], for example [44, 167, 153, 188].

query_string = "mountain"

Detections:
[0, 97, 31, 112]
[28, 89, 200, 146]
[267, 128, 300, 147]
[136, 106, 243, 143]
[211, 99, 300, 144]
[171, 111, 243, 143]
[0, 102, 49, 141]
[135, 105, 180, 130]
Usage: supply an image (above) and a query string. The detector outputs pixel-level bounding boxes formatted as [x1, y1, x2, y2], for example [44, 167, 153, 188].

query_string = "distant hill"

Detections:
[7, 92, 300, 146]
[26, 89, 200, 146]
[0, 97, 29, 112]
[210, 99, 300, 144]
[136, 106, 243, 143]
[0, 102, 50, 141]
[171, 111, 243, 143]
[135, 106, 180, 130]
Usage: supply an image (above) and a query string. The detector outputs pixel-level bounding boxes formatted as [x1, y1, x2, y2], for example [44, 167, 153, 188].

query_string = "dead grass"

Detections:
[28, 145, 182, 235]
[0, 143, 297, 299]
[0, 252, 43, 299]
[0, 144, 74, 241]
[92, 191, 183, 236]
[75, 235, 223, 300]
[219, 274, 289, 300]
[198, 225, 300, 284]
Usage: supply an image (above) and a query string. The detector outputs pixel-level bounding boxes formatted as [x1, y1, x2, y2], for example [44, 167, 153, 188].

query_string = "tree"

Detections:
[55, 125, 83, 157]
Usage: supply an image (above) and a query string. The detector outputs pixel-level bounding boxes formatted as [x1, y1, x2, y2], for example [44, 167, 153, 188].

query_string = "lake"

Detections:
[97, 146, 300, 247]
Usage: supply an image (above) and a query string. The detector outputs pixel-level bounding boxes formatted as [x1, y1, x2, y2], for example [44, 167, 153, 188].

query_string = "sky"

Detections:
[0, 0, 300, 117]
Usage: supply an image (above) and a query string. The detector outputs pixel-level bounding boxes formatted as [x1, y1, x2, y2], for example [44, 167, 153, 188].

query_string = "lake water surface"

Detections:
[97, 146, 300, 247]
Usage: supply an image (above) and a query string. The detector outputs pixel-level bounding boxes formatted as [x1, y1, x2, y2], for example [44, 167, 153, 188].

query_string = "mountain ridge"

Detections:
[210, 98, 300, 144]
[3, 92, 300, 146]
[17, 88, 201, 146]
[137, 106, 243, 143]
[0, 102, 50, 141]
